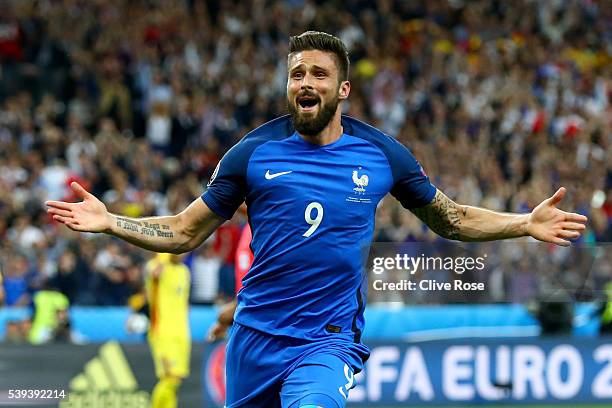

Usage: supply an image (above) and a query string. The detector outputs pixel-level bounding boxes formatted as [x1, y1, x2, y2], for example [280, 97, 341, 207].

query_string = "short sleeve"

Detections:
[201, 142, 251, 220]
[388, 143, 436, 209]
[201, 116, 294, 219]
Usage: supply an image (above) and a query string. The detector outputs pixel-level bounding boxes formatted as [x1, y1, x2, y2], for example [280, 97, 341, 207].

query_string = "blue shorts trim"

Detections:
[289, 393, 338, 408]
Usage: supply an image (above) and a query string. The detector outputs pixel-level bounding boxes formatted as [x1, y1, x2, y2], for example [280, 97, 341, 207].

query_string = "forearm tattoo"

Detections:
[116, 218, 174, 239]
[410, 190, 467, 240]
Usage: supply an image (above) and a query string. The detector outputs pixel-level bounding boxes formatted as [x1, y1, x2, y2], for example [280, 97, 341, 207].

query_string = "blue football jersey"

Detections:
[202, 115, 436, 342]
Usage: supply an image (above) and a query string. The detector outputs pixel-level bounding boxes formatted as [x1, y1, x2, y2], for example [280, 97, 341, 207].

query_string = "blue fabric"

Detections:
[283, 352, 357, 408]
[202, 115, 436, 343]
[3, 276, 28, 306]
[225, 323, 362, 408]
[202, 115, 293, 220]
[340, 117, 436, 209]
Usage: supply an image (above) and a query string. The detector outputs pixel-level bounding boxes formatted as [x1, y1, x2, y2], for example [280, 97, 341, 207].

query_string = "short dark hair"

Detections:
[288, 31, 349, 81]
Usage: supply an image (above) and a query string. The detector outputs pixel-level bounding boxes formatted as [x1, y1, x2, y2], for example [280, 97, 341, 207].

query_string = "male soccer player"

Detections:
[46, 31, 587, 408]
[145, 253, 191, 408]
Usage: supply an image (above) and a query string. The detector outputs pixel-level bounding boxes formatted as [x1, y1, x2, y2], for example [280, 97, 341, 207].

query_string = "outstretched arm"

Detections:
[410, 187, 587, 246]
[46, 182, 225, 253]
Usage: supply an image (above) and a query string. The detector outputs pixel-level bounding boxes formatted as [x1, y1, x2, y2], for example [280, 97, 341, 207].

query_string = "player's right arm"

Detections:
[46, 130, 257, 252]
[46, 182, 225, 254]
[46, 117, 279, 253]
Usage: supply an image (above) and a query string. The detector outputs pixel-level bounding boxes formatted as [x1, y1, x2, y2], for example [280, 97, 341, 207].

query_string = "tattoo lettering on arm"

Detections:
[116, 218, 141, 232]
[410, 189, 467, 240]
[116, 218, 175, 239]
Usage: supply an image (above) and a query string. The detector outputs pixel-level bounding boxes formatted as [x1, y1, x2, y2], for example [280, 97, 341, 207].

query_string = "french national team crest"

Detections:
[352, 167, 369, 193]
[346, 167, 372, 204]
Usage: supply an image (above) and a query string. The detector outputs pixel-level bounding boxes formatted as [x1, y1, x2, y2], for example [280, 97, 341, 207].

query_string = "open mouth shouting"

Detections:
[296, 93, 320, 113]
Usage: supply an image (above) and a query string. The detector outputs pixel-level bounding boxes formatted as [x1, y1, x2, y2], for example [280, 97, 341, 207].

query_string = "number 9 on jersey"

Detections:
[303, 202, 323, 237]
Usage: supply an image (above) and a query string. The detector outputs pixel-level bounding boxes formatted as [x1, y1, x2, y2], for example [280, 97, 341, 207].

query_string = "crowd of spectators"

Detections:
[0, 0, 610, 308]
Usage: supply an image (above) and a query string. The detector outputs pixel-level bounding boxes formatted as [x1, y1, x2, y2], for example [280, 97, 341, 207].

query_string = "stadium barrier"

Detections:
[0, 304, 601, 341]
[202, 338, 612, 406]
[2, 335, 610, 407]
[0, 341, 204, 407]
[0, 306, 608, 407]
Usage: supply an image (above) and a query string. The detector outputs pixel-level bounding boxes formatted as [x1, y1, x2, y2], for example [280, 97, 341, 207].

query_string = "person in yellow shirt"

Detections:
[145, 253, 191, 408]
[599, 281, 612, 335]
[28, 279, 71, 345]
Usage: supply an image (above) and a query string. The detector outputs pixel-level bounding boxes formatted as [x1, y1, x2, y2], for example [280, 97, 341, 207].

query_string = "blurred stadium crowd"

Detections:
[0, 0, 610, 308]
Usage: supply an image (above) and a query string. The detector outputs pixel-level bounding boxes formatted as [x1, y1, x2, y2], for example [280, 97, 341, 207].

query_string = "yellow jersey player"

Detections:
[145, 253, 191, 408]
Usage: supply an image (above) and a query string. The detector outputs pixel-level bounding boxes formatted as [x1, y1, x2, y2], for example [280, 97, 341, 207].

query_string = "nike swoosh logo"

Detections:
[265, 170, 293, 180]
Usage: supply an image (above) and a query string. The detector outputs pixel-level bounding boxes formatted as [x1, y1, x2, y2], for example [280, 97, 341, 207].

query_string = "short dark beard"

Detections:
[288, 94, 339, 137]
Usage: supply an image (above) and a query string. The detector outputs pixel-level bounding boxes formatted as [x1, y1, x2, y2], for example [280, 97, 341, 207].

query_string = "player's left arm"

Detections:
[410, 187, 587, 246]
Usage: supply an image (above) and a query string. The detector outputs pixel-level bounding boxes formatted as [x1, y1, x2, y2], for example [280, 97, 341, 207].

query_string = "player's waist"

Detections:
[233, 316, 358, 342]
[235, 304, 362, 341]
